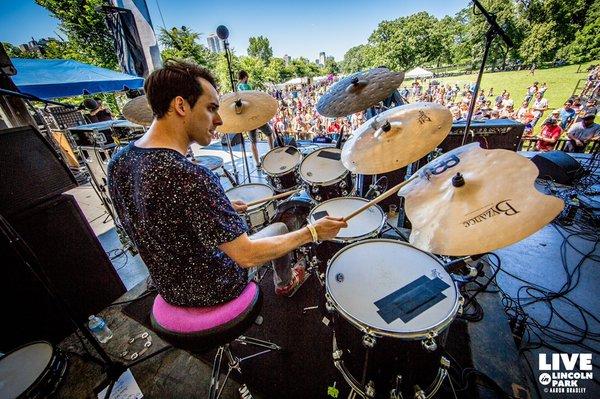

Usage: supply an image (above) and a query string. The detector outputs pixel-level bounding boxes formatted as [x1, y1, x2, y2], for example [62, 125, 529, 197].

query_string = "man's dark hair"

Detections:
[238, 70, 249, 81]
[144, 59, 218, 119]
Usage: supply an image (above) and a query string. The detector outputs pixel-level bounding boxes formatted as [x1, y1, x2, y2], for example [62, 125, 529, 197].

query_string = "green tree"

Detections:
[1, 42, 39, 58]
[247, 36, 273, 63]
[324, 57, 340, 75]
[341, 44, 373, 73]
[564, 1, 600, 63]
[159, 26, 217, 69]
[264, 57, 291, 84]
[35, 0, 118, 69]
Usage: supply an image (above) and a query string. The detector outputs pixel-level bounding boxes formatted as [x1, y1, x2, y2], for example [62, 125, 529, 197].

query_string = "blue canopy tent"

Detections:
[10, 58, 144, 99]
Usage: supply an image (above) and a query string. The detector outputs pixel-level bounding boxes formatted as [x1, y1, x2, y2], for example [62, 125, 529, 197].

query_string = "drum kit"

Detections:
[121, 67, 564, 398]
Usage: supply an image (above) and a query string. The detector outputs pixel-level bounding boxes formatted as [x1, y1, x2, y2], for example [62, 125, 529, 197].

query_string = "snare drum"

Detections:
[225, 183, 277, 231]
[300, 148, 353, 202]
[261, 146, 302, 192]
[0, 341, 68, 399]
[325, 239, 462, 398]
[308, 197, 385, 273]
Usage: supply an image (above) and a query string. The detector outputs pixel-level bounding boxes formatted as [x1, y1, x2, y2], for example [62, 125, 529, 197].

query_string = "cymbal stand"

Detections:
[223, 132, 239, 186]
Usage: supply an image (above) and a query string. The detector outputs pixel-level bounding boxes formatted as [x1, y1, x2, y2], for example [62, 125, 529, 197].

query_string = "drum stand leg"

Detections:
[332, 334, 376, 399]
[224, 133, 240, 185]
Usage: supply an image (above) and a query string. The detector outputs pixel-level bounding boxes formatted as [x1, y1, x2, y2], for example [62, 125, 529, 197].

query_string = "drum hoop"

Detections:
[308, 197, 385, 241]
[0, 341, 58, 396]
[261, 146, 302, 176]
[299, 148, 348, 184]
[325, 239, 460, 339]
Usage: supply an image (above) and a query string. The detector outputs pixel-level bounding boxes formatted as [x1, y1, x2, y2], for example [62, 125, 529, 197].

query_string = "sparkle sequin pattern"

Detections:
[108, 142, 248, 307]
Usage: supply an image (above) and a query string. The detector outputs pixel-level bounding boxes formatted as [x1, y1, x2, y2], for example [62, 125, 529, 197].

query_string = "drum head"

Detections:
[300, 148, 347, 183]
[0, 342, 53, 398]
[225, 183, 274, 210]
[326, 240, 459, 338]
[262, 146, 302, 175]
[309, 197, 384, 240]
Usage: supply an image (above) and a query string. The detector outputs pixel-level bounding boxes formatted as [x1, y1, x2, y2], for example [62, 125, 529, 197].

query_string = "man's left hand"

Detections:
[232, 200, 248, 213]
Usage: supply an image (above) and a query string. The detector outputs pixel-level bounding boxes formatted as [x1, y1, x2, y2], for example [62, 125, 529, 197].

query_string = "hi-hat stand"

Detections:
[462, 0, 514, 145]
[218, 25, 253, 184]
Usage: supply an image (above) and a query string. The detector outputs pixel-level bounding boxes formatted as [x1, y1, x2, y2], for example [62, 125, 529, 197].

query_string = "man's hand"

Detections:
[231, 200, 248, 213]
[313, 216, 348, 241]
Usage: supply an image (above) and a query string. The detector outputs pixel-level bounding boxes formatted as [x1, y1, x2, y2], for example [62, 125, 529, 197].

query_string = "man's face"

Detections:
[187, 78, 222, 146]
[583, 117, 594, 128]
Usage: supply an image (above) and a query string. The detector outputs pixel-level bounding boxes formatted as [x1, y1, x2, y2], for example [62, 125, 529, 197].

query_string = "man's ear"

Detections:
[173, 96, 186, 116]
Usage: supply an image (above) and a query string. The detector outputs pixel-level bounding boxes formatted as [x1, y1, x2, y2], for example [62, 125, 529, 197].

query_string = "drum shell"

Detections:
[261, 146, 302, 192]
[242, 200, 277, 231]
[265, 170, 300, 192]
[272, 191, 315, 232]
[305, 170, 353, 202]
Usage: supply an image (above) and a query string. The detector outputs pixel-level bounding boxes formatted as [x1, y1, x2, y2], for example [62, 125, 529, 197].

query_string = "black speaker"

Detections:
[221, 133, 242, 146]
[446, 119, 525, 151]
[531, 151, 584, 185]
[1, 194, 126, 350]
[0, 126, 77, 216]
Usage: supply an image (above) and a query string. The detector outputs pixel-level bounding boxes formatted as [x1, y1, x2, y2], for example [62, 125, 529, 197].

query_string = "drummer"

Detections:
[107, 59, 347, 306]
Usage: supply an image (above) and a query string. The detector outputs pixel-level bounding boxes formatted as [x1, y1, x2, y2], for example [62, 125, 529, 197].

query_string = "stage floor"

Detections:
[58, 143, 599, 398]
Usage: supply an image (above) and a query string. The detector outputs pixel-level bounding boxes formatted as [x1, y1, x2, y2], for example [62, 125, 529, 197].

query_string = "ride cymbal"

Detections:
[316, 67, 405, 117]
[122, 95, 153, 126]
[398, 143, 564, 256]
[341, 102, 452, 174]
[216, 91, 277, 133]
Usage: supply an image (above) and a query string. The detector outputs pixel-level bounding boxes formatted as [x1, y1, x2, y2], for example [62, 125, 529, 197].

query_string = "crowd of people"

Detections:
[254, 66, 600, 153]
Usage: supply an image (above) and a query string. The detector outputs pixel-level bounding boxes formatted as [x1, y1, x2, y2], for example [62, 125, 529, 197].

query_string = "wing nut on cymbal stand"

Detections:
[452, 173, 465, 187]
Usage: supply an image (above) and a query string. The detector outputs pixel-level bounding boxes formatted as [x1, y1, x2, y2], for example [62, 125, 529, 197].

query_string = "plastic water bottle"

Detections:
[88, 315, 113, 343]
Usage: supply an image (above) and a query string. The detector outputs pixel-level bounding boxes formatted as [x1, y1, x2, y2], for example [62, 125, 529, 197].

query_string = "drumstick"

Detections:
[342, 174, 417, 222]
[245, 188, 301, 207]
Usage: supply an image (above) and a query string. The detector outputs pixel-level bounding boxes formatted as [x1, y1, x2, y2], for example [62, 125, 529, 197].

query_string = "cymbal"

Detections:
[122, 95, 153, 126]
[341, 102, 452, 174]
[216, 91, 277, 133]
[316, 67, 405, 117]
[398, 143, 564, 256]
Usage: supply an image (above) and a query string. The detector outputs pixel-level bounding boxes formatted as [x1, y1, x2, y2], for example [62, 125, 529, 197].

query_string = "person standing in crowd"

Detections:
[525, 81, 538, 104]
[237, 70, 274, 169]
[536, 118, 562, 152]
[576, 99, 598, 123]
[531, 92, 549, 126]
[558, 100, 576, 130]
[565, 113, 600, 153]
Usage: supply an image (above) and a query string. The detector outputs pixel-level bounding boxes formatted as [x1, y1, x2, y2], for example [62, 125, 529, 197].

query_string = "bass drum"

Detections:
[0, 341, 68, 399]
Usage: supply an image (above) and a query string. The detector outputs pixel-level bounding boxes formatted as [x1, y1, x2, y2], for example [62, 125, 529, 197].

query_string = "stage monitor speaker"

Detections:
[1, 194, 126, 351]
[221, 133, 242, 146]
[0, 126, 77, 216]
[531, 151, 583, 185]
[446, 119, 525, 151]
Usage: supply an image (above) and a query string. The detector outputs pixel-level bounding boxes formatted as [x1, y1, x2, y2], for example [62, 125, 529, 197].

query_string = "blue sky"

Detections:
[0, 0, 467, 60]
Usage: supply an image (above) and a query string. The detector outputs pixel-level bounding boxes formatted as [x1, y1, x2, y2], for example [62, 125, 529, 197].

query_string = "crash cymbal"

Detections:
[397, 143, 564, 256]
[341, 102, 452, 174]
[122, 95, 153, 126]
[316, 67, 405, 117]
[216, 91, 277, 133]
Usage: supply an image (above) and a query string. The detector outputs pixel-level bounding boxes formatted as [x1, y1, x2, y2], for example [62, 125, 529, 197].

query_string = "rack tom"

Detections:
[261, 146, 302, 192]
[300, 148, 353, 202]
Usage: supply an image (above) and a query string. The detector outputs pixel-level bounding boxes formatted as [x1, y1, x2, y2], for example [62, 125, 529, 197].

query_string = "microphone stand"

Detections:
[222, 37, 252, 183]
[462, 0, 513, 145]
[0, 214, 170, 399]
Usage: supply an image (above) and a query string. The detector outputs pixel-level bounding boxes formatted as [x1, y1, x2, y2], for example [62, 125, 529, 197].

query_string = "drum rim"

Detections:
[261, 146, 302, 176]
[308, 196, 386, 242]
[0, 340, 58, 397]
[299, 148, 349, 185]
[225, 183, 276, 211]
[325, 238, 461, 340]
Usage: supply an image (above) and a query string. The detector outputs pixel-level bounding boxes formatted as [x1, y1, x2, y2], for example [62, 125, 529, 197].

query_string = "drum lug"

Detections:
[314, 195, 322, 201]
[422, 335, 437, 352]
[362, 334, 377, 349]
[311, 186, 318, 193]
[339, 180, 347, 188]
[390, 375, 403, 399]
[440, 356, 450, 369]
[341, 190, 348, 196]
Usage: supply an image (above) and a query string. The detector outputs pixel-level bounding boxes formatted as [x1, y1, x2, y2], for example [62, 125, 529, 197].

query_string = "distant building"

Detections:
[18, 37, 57, 56]
[207, 34, 222, 53]
[283, 54, 291, 65]
[315, 59, 321, 65]
[319, 52, 326, 65]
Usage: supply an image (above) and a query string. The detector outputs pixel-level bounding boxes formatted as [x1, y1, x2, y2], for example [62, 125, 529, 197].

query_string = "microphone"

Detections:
[216, 25, 229, 40]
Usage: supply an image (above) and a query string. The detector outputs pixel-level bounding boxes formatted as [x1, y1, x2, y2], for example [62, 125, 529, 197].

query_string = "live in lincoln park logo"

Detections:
[538, 353, 594, 395]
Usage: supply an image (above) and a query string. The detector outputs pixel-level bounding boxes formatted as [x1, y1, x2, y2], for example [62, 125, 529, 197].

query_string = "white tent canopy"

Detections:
[405, 67, 433, 79]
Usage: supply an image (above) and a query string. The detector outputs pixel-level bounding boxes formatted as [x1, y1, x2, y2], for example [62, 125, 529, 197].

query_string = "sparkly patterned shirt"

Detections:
[108, 142, 248, 307]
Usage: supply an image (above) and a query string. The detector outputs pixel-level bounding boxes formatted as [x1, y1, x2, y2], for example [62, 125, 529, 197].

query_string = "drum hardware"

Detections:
[262, 146, 303, 192]
[300, 148, 354, 202]
[421, 334, 437, 352]
[389, 376, 403, 399]
[122, 332, 153, 361]
[225, 184, 278, 232]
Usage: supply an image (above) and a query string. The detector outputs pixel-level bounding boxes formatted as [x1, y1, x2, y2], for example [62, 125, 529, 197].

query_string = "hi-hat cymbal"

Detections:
[216, 91, 277, 133]
[122, 95, 153, 126]
[316, 67, 405, 117]
[398, 143, 564, 256]
[341, 102, 452, 174]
